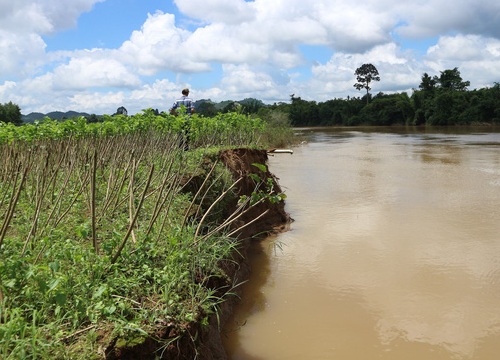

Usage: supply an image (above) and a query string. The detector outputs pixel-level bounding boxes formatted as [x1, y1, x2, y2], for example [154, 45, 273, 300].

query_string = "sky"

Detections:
[1, 0, 500, 115]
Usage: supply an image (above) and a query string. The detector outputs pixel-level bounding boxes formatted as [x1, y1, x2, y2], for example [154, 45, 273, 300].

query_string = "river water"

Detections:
[223, 127, 500, 360]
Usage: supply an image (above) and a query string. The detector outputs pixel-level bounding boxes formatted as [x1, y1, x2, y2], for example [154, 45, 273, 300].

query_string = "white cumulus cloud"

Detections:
[1, 0, 500, 114]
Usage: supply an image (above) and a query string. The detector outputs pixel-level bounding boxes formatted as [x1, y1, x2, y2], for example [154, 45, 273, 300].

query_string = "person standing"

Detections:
[170, 88, 195, 115]
[170, 88, 195, 150]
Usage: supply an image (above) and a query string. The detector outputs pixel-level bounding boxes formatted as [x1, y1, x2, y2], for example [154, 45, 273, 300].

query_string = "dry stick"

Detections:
[0, 147, 17, 207]
[0, 166, 28, 249]
[100, 137, 124, 213]
[181, 159, 219, 231]
[191, 175, 220, 223]
[131, 133, 146, 169]
[151, 148, 192, 242]
[128, 138, 150, 191]
[194, 165, 269, 239]
[227, 208, 270, 238]
[91, 149, 98, 254]
[101, 138, 132, 219]
[128, 159, 137, 244]
[44, 142, 71, 217]
[24, 146, 65, 254]
[48, 140, 66, 202]
[61, 325, 96, 342]
[199, 197, 263, 241]
[109, 150, 135, 216]
[53, 170, 90, 229]
[111, 294, 141, 306]
[33, 242, 49, 265]
[197, 197, 269, 245]
[142, 144, 174, 203]
[100, 149, 124, 216]
[24, 153, 48, 250]
[193, 177, 243, 243]
[145, 156, 176, 236]
[27, 182, 49, 245]
[80, 150, 92, 210]
[201, 178, 277, 240]
[0, 174, 12, 209]
[39, 159, 75, 237]
[152, 173, 182, 244]
[111, 164, 155, 264]
[104, 167, 115, 207]
[99, 166, 120, 218]
[0, 161, 21, 227]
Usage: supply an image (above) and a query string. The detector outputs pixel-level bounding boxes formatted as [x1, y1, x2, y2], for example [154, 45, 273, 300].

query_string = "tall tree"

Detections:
[419, 73, 437, 91]
[354, 63, 381, 104]
[434, 67, 470, 91]
[0, 101, 22, 125]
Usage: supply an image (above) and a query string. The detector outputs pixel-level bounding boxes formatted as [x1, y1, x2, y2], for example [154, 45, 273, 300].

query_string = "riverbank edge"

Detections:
[106, 148, 292, 359]
[203, 148, 292, 360]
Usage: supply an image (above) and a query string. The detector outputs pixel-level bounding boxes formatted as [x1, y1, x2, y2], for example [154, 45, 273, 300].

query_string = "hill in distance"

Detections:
[22, 111, 91, 123]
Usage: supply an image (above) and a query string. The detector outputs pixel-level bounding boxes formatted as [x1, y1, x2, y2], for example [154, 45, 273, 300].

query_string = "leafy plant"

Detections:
[0, 109, 291, 358]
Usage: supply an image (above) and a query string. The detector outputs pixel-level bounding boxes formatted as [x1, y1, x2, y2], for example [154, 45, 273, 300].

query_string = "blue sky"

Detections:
[1, 0, 500, 115]
[44, 1, 176, 51]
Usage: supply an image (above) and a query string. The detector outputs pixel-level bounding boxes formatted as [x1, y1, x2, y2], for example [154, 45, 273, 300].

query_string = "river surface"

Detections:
[223, 127, 500, 360]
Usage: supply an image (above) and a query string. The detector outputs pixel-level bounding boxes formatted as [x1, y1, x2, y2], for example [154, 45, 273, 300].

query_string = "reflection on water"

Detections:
[223, 127, 500, 360]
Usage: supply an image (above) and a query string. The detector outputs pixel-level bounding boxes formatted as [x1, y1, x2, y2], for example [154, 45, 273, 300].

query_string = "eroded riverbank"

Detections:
[106, 148, 292, 359]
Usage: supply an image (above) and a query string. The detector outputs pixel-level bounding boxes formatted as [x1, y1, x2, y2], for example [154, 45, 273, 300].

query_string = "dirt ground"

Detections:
[105, 148, 291, 359]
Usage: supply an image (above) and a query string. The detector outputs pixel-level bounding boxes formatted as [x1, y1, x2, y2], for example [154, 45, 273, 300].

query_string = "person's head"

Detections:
[182, 88, 189, 96]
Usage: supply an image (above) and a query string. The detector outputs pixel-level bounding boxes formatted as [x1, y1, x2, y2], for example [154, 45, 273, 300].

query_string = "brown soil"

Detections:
[105, 148, 291, 359]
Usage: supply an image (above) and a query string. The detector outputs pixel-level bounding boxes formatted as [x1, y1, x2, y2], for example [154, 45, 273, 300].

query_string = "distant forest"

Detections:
[256, 68, 500, 127]
[3, 67, 500, 127]
[205, 67, 500, 127]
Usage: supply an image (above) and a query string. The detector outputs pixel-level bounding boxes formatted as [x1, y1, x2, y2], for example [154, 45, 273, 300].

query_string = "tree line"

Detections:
[200, 67, 500, 126]
[271, 67, 500, 127]
[2, 67, 499, 127]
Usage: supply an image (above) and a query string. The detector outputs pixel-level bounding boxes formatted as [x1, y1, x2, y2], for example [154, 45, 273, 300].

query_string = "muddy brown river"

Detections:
[223, 127, 500, 360]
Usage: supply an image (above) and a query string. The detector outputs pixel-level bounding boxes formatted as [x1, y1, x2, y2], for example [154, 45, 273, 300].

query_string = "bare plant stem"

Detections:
[111, 164, 155, 264]
[153, 173, 181, 244]
[24, 146, 66, 254]
[109, 150, 135, 216]
[39, 159, 75, 237]
[181, 159, 219, 231]
[91, 149, 98, 254]
[146, 156, 176, 236]
[199, 197, 263, 241]
[61, 325, 96, 342]
[53, 171, 89, 228]
[192, 174, 221, 221]
[193, 177, 242, 243]
[0, 166, 28, 250]
[227, 209, 269, 238]
[129, 159, 137, 244]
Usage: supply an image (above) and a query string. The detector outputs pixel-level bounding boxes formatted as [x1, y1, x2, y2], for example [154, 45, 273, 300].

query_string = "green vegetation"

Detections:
[1, 109, 269, 146]
[283, 68, 500, 126]
[0, 110, 291, 358]
[0, 102, 22, 126]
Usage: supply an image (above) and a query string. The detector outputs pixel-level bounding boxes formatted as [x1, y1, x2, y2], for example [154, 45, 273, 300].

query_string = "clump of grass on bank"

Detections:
[0, 111, 292, 359]
[257, 109, 298, 149]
